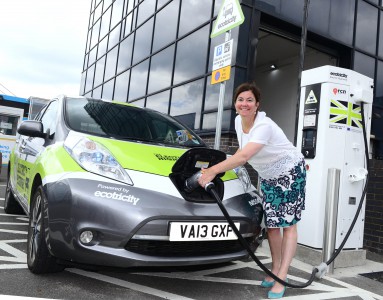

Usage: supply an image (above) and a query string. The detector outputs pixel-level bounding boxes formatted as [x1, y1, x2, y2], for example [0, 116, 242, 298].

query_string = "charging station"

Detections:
[296, 65, 373, 251]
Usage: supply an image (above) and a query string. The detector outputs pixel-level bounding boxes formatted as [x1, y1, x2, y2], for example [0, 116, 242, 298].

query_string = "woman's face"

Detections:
[235, 90, 259, 118]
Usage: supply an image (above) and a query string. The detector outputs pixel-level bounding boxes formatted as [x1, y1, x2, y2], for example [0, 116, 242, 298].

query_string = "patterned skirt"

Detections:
[260, 159, 306, 228]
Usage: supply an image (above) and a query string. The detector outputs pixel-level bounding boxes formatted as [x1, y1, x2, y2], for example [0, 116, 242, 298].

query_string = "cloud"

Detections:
[0, 0, 90, 99]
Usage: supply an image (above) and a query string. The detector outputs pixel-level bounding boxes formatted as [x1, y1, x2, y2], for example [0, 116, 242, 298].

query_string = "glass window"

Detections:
[102, 79, 115, 100]
[174, 25, 209, 84]
[80, 72, 86, 95]
[93, 86, 102, 98]
[129, 59, 149, 101]
[104, 46, 118, 81]
[94, 2, 102, 22]
[94, 56, 106, 87]
[132, 98, 145, 107]
[280, 0, 305, 26]
[355, 1, 378, 55]
[114, 70, 130, 102]
[328, 0, 354, 45]
[214, 0, 223, 16]
[90, 19, 101, 50]
[137, 0, 155, 26]
[83, 53, 89, 71]
[204, 79, 220, 111]
[99, 7, 111, 39]
[170, 78, 204, 130]
[307, 1, 332, 36]
[85, 29, 92, 53]
[88, 46, 97, 66]
[124, 12, 133, 37]
[205, 73, 236, 110]
[127, 0, 135, 13]
[375, 60, 383, 107]
[353, 51, 375, 79]
[379, 11, 383, 58]
[0, 114, 19, 136]
[111, 0, 124, 29]
[40, 100, 58, 135]
[132, 18, 154, 64]
[157, 0, 169, 9]
[103, 0, 113, 11]
[85, 65, 95, 93]
[118, 35, 134, 73]
[97, 36, 108, 59]
[148, 45, 175, 93]
[202, 110, 232, 130]
[108, 24, 121, 50]
[146, 90, 170, 113]
[64, 97, 204, 147]
[152, 0, 179, 52]
[178, 1, 211, 37]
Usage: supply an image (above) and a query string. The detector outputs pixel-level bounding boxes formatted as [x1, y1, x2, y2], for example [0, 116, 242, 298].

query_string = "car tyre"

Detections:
[4, 177, 24, 215]
[27, 186, 65, 274]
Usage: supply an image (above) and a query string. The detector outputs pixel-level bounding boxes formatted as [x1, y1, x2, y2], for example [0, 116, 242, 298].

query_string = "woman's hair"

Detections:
[233, 81, 261, 105]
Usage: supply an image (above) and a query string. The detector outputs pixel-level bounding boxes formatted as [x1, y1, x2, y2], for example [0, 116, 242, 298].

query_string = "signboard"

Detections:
[212, 39, 233, 71]
[211, 66, 231, 85]
[210, 0, 245, 38]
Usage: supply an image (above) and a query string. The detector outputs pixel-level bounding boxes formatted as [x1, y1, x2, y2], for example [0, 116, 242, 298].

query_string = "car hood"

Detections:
[90, 136, 191, 176]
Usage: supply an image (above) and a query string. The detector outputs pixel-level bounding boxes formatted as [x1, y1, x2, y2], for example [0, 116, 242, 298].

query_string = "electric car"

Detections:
[4, 95, 263, 274]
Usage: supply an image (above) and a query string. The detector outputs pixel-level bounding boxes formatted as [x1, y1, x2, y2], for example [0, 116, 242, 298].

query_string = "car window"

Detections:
[33, 104, 48, 120]
[64, 97, 205, 147]
[40, 100, 58, 135]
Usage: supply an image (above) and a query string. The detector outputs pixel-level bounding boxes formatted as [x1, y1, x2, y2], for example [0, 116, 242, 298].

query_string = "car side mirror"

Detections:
[17, 120, 46, 138]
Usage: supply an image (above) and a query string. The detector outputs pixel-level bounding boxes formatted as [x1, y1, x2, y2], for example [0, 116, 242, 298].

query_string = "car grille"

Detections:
[125, 237, 254, 257]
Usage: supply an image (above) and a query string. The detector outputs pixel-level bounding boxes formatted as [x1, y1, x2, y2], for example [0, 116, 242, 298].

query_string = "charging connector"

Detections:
[350, 87, 373, 104]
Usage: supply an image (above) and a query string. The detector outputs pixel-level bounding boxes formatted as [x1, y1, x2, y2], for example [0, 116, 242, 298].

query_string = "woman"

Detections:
[198, 81, 306, 299]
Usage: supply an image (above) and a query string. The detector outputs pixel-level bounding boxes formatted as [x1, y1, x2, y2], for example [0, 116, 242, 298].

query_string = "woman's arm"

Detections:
[198, 142, 264, 186]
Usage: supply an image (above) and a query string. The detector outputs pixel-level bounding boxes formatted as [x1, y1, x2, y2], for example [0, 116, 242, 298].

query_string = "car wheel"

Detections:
[4, 177, 24, 215]
[27, 186, 64, 274]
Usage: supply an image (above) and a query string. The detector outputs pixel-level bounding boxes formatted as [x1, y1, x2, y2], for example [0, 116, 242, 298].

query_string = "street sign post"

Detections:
[211, 66, 231, 85]
[211, 0, 244, 150]
[211, 0, 245, 38]
[212, 39, 233, 71]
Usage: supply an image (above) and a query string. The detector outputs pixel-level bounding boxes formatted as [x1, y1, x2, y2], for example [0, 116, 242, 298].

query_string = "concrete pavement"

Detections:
[255, 240, 383, 299]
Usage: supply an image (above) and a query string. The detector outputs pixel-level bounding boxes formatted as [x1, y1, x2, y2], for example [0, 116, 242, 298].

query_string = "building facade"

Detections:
[80, 0, 383, 259]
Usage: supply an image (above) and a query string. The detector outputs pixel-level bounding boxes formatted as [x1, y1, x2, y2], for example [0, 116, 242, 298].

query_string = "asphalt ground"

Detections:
[0, 176, 383, 300]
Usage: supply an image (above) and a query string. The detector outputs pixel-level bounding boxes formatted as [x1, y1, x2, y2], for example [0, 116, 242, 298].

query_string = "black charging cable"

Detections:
[203, 102, 370, 288]
[205, 182, 316, 288]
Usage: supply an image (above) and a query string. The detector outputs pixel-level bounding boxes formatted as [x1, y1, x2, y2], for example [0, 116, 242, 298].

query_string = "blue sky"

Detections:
[0, 0, 91, 99]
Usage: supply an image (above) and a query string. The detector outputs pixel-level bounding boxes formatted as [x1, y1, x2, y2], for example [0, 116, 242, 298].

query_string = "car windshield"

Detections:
[64, 97, 205, 147]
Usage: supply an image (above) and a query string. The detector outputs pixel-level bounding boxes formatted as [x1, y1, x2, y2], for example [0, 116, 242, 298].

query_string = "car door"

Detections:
[14, 100, 59, 210]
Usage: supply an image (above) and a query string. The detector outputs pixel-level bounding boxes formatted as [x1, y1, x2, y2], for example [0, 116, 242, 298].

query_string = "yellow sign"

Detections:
[211, 66, 231, 85]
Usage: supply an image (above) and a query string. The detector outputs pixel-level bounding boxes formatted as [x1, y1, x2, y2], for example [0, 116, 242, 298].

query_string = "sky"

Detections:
[0, 1, 91, 100]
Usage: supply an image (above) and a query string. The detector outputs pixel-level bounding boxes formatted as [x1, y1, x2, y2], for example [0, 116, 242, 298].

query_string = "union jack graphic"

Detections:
[329, 99, 362, 128]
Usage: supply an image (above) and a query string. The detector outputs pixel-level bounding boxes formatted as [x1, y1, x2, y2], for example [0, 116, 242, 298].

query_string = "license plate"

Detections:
[169, 222, 240, 241]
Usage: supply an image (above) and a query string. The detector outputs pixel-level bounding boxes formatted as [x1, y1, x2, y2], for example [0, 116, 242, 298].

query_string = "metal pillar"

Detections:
[322, 168, 340, 274]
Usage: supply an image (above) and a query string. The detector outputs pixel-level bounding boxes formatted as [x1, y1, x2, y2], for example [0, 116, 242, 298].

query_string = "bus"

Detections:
[0, 94, 30, 178]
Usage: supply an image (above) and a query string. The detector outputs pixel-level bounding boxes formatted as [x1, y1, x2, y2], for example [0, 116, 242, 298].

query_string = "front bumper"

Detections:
[44, 175, 263, 268]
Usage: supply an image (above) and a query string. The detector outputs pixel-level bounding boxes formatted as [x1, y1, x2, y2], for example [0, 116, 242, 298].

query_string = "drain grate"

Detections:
[360, 271, 383, 283]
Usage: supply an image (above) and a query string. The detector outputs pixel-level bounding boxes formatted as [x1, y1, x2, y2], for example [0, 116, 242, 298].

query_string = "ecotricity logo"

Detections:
[94, 184, 140, 205]
[330, 72, 348, 81]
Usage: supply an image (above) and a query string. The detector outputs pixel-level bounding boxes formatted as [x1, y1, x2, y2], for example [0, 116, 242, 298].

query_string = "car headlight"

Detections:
[64, 136, 133, 185]
[233, 165, 252, 192]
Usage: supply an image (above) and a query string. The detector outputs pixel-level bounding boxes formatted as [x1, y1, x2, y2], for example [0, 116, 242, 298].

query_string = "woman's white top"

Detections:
[235, 111, 304, 180]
